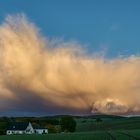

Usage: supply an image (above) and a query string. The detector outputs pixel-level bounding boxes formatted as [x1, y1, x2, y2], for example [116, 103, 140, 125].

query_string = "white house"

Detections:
[34, 128, 48, 134]
[6, 122, 34, 135]
[6, 122, 48, 135]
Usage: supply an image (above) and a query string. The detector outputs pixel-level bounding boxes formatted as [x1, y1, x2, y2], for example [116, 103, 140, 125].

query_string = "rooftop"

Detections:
[7, 122, 30, 130]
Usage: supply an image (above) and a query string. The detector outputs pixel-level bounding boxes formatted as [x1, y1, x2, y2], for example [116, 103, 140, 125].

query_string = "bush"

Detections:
[0, 130, 5, 135]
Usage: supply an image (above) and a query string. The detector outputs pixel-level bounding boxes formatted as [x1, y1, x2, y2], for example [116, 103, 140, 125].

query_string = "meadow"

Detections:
[0, 130, 140, 140]
[76, 115, 140, 132]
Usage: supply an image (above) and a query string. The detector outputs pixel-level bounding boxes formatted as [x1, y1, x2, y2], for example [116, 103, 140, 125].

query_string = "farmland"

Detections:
[76, 115, 140, 132]
[0, 130, 140, 140]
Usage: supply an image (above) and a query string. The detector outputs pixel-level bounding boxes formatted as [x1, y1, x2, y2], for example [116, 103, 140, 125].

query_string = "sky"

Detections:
[0, 1, 140, 116]
[1, 0, 140, 57]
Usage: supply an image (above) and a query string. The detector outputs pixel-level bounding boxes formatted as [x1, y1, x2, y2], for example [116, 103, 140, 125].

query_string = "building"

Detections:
[6, 122, 34, 135]
[6, 122, 48, 135]
[34, 128, 48, 134]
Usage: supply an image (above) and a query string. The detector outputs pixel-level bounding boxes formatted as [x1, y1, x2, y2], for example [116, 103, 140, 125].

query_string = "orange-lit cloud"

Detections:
[0, 14, 140, 115]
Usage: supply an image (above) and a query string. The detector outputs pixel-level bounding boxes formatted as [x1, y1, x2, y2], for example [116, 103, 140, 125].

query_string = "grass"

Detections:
[76, 117, 140, 132]
[0, 130, 140, 140]
[0, 132, 107, 140]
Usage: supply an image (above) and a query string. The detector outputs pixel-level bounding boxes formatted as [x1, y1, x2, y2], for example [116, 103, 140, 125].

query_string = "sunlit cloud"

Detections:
[0, 14, 140, 115]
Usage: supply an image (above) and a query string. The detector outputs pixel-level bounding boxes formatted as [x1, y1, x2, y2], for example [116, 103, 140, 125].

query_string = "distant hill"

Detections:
[83, 114, 126, 119]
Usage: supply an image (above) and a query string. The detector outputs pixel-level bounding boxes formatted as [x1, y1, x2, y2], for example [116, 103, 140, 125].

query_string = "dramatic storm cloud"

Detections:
[0, 14, 140, 115]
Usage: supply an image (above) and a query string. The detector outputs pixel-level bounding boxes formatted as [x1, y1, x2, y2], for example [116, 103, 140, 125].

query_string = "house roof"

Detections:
[7, 122, 30, 130]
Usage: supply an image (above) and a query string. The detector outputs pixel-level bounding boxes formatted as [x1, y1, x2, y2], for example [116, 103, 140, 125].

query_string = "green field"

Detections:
[76, 115, 140, 132]
[0, 130, 140, 140]
[0, 115, 140, 139]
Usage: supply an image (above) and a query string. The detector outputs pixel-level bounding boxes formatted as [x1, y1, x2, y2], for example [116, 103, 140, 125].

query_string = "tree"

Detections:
[60, 116, 76, 132]
[47, 124, 59, 133]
